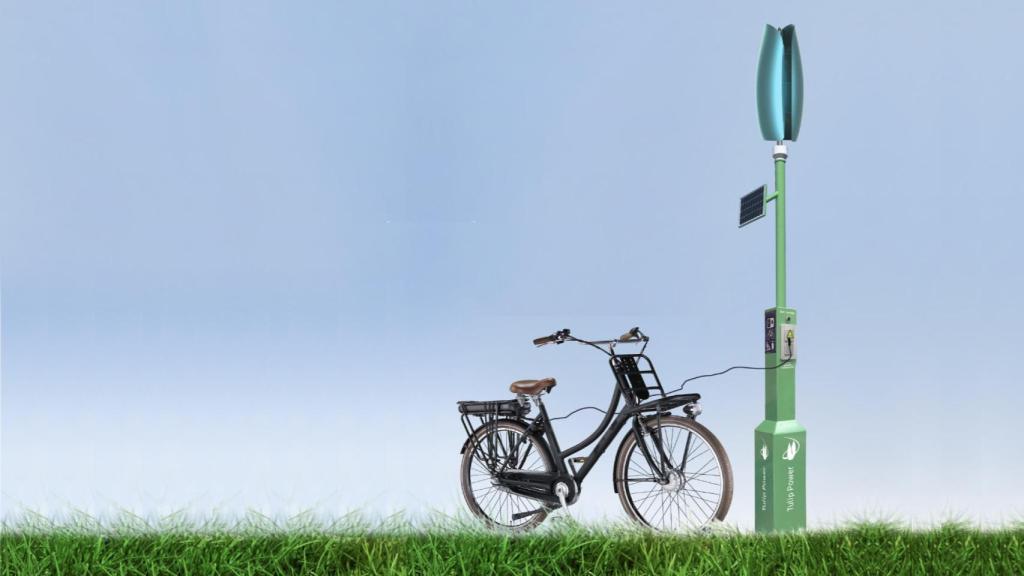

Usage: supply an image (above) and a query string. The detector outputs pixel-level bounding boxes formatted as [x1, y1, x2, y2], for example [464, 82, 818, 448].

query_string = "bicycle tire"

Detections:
[613, 415, 733, 531]
[460, 419, 554, 532]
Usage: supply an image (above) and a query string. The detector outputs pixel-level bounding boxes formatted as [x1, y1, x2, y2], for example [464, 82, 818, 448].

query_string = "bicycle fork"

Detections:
[631, 414, 688, 483]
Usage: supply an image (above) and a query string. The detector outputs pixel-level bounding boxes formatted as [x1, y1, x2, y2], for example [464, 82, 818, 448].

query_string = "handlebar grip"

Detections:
[619, 327, 639, 341]
[533, 335, 556, 346]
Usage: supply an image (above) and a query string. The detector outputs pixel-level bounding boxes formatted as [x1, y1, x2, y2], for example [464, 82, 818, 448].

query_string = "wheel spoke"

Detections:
[462, 422, 552, 530]
[620, 419, 729, 532]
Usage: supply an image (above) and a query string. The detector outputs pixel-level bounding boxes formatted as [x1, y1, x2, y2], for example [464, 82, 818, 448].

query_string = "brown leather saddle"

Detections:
[508, 377, 556, 395]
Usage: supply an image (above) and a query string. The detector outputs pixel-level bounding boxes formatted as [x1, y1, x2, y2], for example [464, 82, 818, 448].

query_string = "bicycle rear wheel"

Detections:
[460, 419, 553, 532]
[614, 415, 733, 531]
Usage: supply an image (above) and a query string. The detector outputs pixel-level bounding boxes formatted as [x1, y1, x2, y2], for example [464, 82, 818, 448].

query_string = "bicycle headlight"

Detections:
[683, 401, 702, 417]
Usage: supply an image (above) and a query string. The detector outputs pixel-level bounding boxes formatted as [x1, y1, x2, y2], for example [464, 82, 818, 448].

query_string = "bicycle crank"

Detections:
[555, 482, 570, 509]
[510, 508, 544, 521]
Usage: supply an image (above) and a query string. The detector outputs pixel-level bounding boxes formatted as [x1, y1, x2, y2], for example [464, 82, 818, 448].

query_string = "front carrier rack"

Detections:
[612, 354, 703, 415]
[611, 354, 664, 403]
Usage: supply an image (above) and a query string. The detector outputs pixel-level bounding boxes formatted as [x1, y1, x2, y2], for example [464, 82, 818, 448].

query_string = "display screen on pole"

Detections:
[739, 185, 766, 227]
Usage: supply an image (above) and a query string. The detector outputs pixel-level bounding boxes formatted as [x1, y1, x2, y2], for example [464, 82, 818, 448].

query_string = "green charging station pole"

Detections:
[741, 24, 806, 532]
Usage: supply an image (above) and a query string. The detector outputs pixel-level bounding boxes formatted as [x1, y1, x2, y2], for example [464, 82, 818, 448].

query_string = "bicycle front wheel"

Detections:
[614, 415, 733, 531]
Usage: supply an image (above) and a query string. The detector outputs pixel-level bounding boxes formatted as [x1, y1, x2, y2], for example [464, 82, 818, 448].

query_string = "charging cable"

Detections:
[549, 334, 795, 422]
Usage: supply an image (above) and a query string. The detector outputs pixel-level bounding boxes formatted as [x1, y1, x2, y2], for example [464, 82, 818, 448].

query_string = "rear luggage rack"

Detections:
[457, 397, 532, 471]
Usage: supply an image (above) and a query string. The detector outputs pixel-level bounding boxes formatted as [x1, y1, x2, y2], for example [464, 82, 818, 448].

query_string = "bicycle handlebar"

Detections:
[533, 327, 647, 349]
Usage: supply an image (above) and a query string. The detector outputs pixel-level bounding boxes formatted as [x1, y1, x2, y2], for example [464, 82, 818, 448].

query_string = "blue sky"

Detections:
[3, 1, 1023, 528]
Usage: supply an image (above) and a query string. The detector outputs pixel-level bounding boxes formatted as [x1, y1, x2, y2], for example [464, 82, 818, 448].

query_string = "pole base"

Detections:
[754, 419, 806, 532]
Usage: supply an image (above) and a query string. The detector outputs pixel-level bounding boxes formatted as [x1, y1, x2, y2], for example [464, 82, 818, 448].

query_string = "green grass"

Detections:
[2, 516, 1022, 576]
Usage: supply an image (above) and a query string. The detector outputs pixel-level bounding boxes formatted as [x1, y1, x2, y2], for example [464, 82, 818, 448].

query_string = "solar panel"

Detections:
[739, 185, 766, 227]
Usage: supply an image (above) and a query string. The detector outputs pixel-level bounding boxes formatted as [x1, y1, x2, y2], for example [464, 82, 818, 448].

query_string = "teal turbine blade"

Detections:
[756, 25, 785, 141]
[781, 25, 803, 141]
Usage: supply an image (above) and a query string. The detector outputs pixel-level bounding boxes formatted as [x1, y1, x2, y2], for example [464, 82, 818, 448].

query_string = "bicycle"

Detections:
[456, 327, 733, 532]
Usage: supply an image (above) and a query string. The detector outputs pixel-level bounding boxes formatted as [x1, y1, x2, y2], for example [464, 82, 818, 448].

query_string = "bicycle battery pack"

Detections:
[458, 399, 530, 418]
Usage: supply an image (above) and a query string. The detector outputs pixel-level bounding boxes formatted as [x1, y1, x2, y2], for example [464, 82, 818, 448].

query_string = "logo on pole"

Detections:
[760, 441, 769, 461]
[782, 437, 801, 461]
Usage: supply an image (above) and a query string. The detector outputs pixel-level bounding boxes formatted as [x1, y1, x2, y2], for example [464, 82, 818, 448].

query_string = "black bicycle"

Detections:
[456, 327, 733, 532]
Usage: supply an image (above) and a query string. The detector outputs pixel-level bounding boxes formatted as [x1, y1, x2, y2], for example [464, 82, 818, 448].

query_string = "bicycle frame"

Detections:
[489, 352, 701, 506]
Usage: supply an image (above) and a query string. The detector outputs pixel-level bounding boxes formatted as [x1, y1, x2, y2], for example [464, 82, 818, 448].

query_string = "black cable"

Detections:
[546, 357, 792, 422]
[661, 357, 791, 396]
[546, 405, 610, 422]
